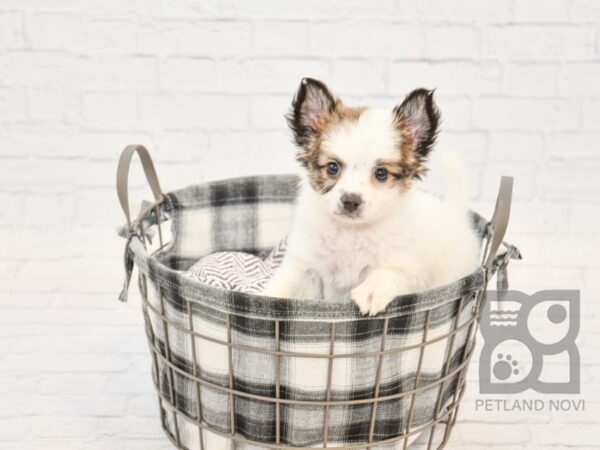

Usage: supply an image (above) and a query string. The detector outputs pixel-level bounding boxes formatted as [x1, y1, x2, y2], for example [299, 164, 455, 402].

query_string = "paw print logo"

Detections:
[494, 353, 519, 380]
[479, 290, 579, 394]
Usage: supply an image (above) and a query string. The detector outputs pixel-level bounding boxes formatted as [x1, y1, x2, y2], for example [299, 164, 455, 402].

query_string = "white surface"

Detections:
[1, 0, 599, 448]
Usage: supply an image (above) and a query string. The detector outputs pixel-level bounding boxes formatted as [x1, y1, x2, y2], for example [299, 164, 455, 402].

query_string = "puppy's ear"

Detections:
[287, 77, 337, 148]
[394, 88, 440, 158]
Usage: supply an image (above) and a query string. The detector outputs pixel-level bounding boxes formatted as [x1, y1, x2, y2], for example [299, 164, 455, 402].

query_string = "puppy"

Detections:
[262, 78, 480, 315]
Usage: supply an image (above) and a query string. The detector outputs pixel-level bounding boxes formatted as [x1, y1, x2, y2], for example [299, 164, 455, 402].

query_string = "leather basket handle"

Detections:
[484, 176, 514, 271]
[116, 144, 163, 229]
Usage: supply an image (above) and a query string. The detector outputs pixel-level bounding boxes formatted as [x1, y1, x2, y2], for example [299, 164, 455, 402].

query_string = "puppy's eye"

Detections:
[326, 161, 340, 177]
[374, 167, 388, 182]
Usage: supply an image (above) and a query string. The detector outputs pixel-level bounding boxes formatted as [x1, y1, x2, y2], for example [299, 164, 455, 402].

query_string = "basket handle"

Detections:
[484, 176, 514, 271]
[116, 144, 164, 229]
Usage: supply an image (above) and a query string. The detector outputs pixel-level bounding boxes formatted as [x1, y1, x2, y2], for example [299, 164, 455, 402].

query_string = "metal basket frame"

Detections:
[116, 145, 515, 450]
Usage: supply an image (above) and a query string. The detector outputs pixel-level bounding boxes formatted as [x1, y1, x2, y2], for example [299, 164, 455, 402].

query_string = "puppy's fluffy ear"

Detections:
[394, 89, 440, 158]
[287, 78, 337, 148]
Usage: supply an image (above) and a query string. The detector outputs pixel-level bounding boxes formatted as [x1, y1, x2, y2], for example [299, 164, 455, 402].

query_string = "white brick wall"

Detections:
[1, 1, 599, 448]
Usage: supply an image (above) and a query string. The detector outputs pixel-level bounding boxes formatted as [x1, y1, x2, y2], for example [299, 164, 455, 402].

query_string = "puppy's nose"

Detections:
[341, 193, 362, 214]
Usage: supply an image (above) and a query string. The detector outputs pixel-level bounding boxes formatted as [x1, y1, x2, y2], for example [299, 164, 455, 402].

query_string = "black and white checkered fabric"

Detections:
[118, 175, 520, 449]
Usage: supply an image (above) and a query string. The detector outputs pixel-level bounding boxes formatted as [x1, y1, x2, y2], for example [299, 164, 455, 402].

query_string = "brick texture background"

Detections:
[1, 1, 599, 448]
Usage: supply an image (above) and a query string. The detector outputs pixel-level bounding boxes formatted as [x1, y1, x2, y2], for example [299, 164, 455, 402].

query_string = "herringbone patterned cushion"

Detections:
[185, 237, 287, 293]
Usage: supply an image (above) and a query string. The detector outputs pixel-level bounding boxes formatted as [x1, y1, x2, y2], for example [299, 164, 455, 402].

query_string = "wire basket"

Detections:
[116, 145, 520, 450]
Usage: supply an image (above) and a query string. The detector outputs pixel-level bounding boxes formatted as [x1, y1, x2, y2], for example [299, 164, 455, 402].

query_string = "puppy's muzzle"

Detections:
[340, 193, 363, 215]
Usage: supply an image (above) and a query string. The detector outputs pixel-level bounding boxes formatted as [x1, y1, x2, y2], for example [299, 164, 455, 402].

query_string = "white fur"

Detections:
[263, 108, 480, 315]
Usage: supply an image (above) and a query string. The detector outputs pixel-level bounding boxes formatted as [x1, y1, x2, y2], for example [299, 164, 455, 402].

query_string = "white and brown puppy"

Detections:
[262, 78, 480, 315]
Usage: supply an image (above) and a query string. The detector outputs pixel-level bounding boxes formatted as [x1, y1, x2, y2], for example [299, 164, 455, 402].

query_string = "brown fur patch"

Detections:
[391, 88, 440, 182]
[373, 157, 415, 190]
[297, 102, 365, 193]
[391, 119, 431, 183]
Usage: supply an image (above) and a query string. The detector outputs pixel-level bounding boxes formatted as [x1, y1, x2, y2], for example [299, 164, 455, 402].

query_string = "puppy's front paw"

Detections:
[261, 284, 288, 298]
[351, 282, 396, 316]
[368, 291, 395, 316]
[351, 282, 374, 315]
[262, 277, 296, 299]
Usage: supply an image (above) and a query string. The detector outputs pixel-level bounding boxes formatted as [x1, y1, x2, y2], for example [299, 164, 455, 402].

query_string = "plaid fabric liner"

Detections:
[119, 174, 520, 449]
